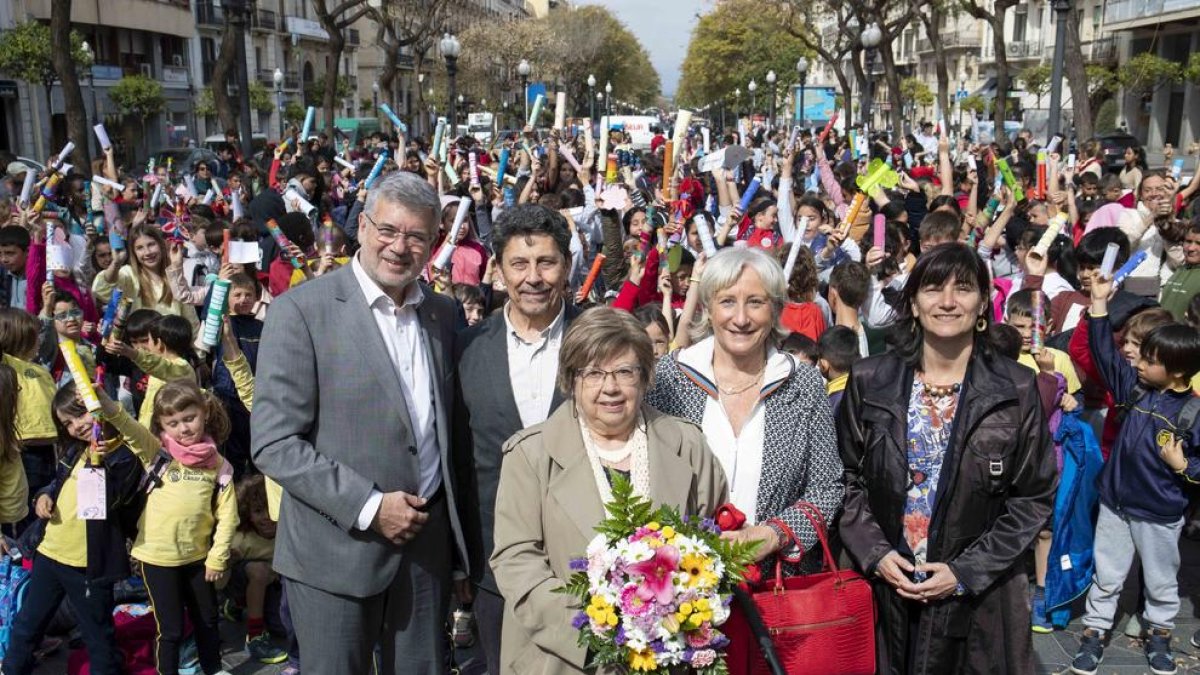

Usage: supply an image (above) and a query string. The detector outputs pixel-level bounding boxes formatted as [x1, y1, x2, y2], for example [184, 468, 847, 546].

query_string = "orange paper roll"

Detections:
[1036, 151, 1047, 200]
[839, 192, 867, 235]
[221, 230, 231, 265]
[662, 141, 674, 200]
[579, 253, 606, 301]
[606, 154, 618, 183]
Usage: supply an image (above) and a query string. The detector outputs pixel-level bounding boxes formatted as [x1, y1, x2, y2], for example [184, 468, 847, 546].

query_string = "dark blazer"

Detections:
[454, 303, 581, 594]
[252, 264, 467, 597]
[836, 350, 1057, 674]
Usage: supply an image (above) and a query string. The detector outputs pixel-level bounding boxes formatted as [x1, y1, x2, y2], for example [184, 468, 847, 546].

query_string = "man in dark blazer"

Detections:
[455, 205, 579, 675]
[252, 171, 467, 674]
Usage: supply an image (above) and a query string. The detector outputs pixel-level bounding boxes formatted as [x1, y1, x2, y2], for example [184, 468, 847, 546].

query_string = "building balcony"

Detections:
[916, 32, 982, 54]
[252, 8, 278, 31]
[1088, 36, 1116, 61]
[196, 0, 224, 26]
[285, 15, 329, 41]
[256, 69, 301, 90]
[1104, 0, 1200, 28]
[1003, 40, 1042, 60]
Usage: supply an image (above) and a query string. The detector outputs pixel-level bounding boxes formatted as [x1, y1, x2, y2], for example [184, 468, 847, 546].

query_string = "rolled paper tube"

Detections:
[478, 166, 517, 186]
[92, 176, 124, 191]
[996, 158, 1025, 202]
[967, 155, 977, 171]
[662, 141, 674, 199]
[32, 172, 63, 213]
[873, 213, 886, 251]
[738, 176, 761, 213]
[1036, 151, 1047, 199]
[578, 253, 606, 301]
[597, 119, 610, 173]
[694, 214, 717, 257]
[277, 136, 291, 154]
[1112, 250, 1148, 287]
[1100, 242, 1120, 279]
[109, 297, 132, 343]
[108, 227, 125, 251]
[1067, 153, 1076, 169]
[94, 123, 112, 150]
[301, 106, 316, 141]
[199, 278, 231, 349]
[202, 189, 216, 205]
[701, 127, 711, 153]
[495, 148, 511, 189]
[783, 233, 804, 280]
[443, 159, 459, 185]
[60, 339, 100, 412]
[231, 192, 244, 220]
[559, 145, 582, 173]
[431, 242, 456, 270]
[431, 118, 447, 159]
[321, 217, 335, 255]
[671, 110, 692, 161]
[284, 188, 316, 217]
[848, 130, 858, 159]
[1032, 291, 1044, 351]
[266, 219, 304, 270]
[18, 170, 35, 206]
[222, 230, 232, 265]
[554, 92, 567, 130]
[503, 186, 515, 207]
[1172, 159, 1184, 180]
[1046, 136, 1062, 155]
[149, 184, 164, 210]
[364, 152, 388, 189]
[817, 112, 838, 145]
[656, 227, 667, 255]
[100, 290, 123, 338]
[54, 141, 75, 169]
[1030, 213, 1066, 259]
[333, 156, 355, 171]
[184, 175, 198, 197]
[468, 152, 480, 187]
[379, 103, 407, 135]
[983, 197, 1000, 221]
[855, 159, 899, 194]
[839, 192, 868, 235]
[606, 154, 618, 183]
[787, 126, 800, 151]
[445, 198, 472, 247]
[45, 221, 56, 282]
[527, 93, 545, 128]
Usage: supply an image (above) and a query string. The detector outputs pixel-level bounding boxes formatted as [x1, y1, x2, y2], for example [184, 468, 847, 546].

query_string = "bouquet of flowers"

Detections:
[557, 476, 758, 674]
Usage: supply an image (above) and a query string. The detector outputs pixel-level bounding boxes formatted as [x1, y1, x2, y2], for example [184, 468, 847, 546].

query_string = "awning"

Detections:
[973, 77, 998, 100]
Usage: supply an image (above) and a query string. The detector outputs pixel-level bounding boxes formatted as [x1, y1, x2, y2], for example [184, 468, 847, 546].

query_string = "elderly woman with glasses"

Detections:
[490, 307, 728, 675]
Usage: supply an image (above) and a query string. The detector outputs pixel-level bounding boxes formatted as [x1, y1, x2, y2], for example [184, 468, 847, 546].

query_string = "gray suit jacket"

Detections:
[453, 304, 580, 594]
[251, 264, 466, 598]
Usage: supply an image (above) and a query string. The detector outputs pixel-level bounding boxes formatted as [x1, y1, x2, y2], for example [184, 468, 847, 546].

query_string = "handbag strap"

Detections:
[767, 501, 840, 588]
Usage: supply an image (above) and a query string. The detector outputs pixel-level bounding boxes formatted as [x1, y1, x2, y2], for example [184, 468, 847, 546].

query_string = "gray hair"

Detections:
[689, 246, 789, 346]
[362, 170, 440, 235]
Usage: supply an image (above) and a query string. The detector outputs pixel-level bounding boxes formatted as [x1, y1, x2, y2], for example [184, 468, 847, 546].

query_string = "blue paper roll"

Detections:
[379, 104, 408, 135]
[301, 106, 316, 142]
[1112, 249, 1148, 287]
[738, 177, 761, 213]
[364, 151, 389, 190]
[495, 148, 511, 188]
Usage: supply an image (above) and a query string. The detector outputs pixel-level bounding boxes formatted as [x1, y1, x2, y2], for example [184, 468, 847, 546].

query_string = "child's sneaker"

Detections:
[1145, 628, 1177, 675]
[1031, 586, 1052, 633]
[1191, 627, 1200, 648]
[246, 633, 289, 665]
[1069, 628, 1105, 675]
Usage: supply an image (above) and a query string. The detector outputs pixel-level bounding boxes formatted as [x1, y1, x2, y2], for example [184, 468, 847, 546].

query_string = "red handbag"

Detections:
[724, 502, 876, 675]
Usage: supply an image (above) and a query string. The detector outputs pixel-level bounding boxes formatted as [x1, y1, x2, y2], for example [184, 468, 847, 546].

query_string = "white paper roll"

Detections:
[1046, 136, 1062, 155]
[231, 193, 245, 220]
[783, 232, 805, 280]
[554, 92, 567, 130]
[184, 175, 198, 197]
[445, 198, 472, 245]
[202, 189, 216, 205]
[671, 110, 692, 162]
[149, 184, 163, 210]
[1100, 242, 1120, 278]
[18, 171, 35, 205]
[334, 156, 355, 171]
[93, 123, 112, 150]
[694, 214, 717, 258]
[92, 176, 124, 191]
[701, 127, 711, 154]
[284, 188, 316, 217]
[432, 242, 456, 270]
[55, 142, 75, 167]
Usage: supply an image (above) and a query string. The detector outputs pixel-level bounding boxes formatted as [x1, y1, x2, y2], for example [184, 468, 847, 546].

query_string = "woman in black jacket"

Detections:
[836, 243, 1057, 674]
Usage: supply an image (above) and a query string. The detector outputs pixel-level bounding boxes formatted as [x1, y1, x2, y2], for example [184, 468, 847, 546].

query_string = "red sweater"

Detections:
[1067, 313, 1120, 459]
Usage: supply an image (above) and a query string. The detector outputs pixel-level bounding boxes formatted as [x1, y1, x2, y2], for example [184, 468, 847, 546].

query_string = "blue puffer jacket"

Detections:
[1045, 412, 1104, 628]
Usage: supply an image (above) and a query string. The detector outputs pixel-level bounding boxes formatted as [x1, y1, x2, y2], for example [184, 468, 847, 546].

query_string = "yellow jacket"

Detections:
[2, 354, 57, 442]
[108, 406, 239, 571]
[222, 353, 283, 521]
[132, 351, 196, 429]
[92, 265, 200, 334]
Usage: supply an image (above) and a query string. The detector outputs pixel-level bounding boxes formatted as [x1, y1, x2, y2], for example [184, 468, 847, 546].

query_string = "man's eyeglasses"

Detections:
[362, 213, 431, 249]
[53, 309, 84, 322]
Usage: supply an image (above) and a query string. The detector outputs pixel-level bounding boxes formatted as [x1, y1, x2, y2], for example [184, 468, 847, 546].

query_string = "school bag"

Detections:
[0, 554, 31, 660]
[1116, 384, 1200, 434]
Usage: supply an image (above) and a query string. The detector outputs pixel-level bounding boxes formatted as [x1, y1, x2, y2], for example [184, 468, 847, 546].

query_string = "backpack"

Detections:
[0, 555, 31, 660]
[1116, 384, 1200, 442]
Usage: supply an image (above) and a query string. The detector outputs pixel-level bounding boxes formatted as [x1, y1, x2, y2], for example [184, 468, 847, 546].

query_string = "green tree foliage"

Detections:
[677, 0, 811, 108]
[0, 20, 90, 87]
[960, 94, 989, 116]
[305, 75, 353, 107]
[1185, 53, 1200, 84]
[196, 83, 274, 116]
[283, 101, 306, 126]
[1118, 53, 1182, 97]
[1017, 63, 1053, 105]
[195, 88, 216, 117]
[900, 77, 936, 109]
[108, 75, 166, 117]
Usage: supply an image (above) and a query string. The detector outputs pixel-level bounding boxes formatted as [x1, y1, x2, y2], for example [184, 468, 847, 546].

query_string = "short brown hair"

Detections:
[1124, 307, 1173, 343]
[0, 307, 39, 358]
[556, 307, 655, 397]
[151, 379, 231, 444]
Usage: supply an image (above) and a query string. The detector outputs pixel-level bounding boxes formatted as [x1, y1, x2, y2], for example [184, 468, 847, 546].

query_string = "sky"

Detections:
[575, 0, 708, 99]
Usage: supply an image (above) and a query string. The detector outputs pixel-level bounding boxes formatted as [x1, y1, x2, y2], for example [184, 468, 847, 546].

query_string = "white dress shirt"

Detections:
[505, 302, 566, 429]
[351, 255, 441, 530]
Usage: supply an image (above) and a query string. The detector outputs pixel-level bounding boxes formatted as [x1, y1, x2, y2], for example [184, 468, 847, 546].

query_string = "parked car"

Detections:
[149, 147, 220, 175]
[1097, 132, 1141, 174]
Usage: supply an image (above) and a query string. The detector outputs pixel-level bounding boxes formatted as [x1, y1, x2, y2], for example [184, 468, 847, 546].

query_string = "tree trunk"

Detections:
[44, 84, 55, 158]
[989, 14, 1010, 142]
[1063, 5, 1092, 141]
[50, 0, 90, 175]
[850, 46, 866, 124]
[878, 37, 904, 133]
[322, 35, 346, 140]
[211, 18, 239, 135]
[922, 8, 952, 132]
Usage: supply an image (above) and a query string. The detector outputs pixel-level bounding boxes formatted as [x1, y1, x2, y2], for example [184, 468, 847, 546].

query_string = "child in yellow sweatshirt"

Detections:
[104, 313, 198, 428]
[0, 364, 29, 540]
[97, 379, 237, 675]
[0, 307, 56, 529]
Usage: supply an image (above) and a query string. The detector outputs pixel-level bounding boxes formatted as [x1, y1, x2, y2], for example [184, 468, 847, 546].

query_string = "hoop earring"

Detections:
[976, 317, 988, 332]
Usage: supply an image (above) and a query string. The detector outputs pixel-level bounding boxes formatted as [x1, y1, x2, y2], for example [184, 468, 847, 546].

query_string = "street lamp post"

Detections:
[587, 74, 596, 126]
[734, 88, 741, 122]
[748, 79, 757, 120]
[459, 94, 466, 125]
[604, 81, 612, 117]
[273, 68, 284, 138]
[796, 57, 809, 129]
[440, 33, 460, 136]
[766, 70, 777, 130]
[1047, 0, 1071, 142]
[517, 59, 531, 123]
[81, 41, 99, 150]
[860, 23, 882, 130]
[224, 0, 256, 160]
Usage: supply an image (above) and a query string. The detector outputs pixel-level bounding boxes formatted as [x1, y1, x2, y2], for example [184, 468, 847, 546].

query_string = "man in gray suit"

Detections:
[252, 170, 466, 674]
[454, 205, 579, 674]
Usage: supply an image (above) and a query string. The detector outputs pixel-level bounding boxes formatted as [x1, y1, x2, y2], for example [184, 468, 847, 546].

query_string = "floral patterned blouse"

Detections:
[903, 378, 960, 569]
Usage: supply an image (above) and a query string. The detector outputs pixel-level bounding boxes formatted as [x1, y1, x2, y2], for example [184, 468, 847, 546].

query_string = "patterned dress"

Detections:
[903, 378, 960, 570]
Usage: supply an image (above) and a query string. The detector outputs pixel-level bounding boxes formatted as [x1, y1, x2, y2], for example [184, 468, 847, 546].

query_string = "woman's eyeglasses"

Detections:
[576, 365, 642, 387]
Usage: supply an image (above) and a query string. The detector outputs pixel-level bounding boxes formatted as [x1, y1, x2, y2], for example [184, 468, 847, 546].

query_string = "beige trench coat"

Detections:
[490, 402, 729, 675]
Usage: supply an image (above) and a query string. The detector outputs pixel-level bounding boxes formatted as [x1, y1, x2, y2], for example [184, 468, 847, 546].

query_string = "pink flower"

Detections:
[686, 625, 714, 648]
[620, 585, 653, 617]
[629, 545, 680, 605]
[691, 649, 716, 668]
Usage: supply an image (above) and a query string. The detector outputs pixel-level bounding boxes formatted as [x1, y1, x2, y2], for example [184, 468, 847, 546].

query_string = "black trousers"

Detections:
[141, 560, 222, 675]
[2, 555, 121, 675]
[17, 444, 55, 535]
